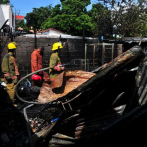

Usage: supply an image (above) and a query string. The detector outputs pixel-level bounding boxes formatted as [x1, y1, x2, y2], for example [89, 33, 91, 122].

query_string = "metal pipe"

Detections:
[93, 45, 96, 69]
[85, 43, 87, 71]
[113, 25, 117, 58]
[34, 28, 37, 49]
[23, 104, 34, 122]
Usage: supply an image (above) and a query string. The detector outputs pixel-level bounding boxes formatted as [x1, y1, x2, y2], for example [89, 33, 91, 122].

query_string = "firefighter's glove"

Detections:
[57, 65, 65, 71]
[61, 66, 65, 71]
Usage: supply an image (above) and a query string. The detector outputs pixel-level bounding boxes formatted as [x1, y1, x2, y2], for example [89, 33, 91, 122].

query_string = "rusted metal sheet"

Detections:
[43, 46, 146, 146]
[51, 71, 65, 89]
[38, 70, 96, 103]
[38, 45, 145, 104]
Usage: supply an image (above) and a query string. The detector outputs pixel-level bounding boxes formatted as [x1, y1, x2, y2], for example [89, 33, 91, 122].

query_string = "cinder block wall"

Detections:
[1, 36, 123, 77]
[15, 37, 60, 76]
[1, 36, 99, 76]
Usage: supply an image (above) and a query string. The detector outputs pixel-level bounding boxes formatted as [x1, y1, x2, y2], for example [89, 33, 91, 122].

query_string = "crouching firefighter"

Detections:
[49, 42, 65, 81]
[1, 42, 19, 103]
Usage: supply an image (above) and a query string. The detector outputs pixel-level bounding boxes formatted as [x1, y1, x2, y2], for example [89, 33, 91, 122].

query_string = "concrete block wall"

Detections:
[1, 36, 99, 77]
[1, 36, 122, 77]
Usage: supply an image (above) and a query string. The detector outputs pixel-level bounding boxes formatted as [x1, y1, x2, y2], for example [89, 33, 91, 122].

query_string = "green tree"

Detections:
[15, 20, 28, 32]
[0, 0, 9, 4]
[25, 5, 52, 31]
[41, 0, 94, 36]
[89, 3, 112, 38]
[100, 0, 147, 37]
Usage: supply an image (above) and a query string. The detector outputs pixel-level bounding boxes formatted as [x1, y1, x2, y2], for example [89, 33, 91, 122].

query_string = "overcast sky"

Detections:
[10, 0, 97, 16]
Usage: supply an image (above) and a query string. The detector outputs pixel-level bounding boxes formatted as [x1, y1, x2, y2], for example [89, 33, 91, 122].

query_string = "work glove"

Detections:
[61, 66, 65, 70]
[57, 65, 65, 71]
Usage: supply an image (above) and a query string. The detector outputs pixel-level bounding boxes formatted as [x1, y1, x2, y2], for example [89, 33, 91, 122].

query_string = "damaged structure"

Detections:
[1, 18, 147, 147]
[1, 43, 147, 147]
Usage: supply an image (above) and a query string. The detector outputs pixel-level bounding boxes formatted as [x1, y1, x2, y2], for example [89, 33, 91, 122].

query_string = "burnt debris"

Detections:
[1, 45, 147, 147]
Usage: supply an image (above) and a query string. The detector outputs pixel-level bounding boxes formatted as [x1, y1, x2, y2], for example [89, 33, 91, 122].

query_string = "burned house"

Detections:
[1, 21, 147, 147]
[1, 42, 147, 147]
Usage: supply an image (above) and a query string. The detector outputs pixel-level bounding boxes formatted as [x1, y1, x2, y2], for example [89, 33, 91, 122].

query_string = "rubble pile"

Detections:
[1, 45, 147, 147]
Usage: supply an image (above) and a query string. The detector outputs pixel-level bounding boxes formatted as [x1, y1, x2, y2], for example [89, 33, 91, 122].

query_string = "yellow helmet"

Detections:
[52, 42, 63, 51]
[7, 42, 17, 49]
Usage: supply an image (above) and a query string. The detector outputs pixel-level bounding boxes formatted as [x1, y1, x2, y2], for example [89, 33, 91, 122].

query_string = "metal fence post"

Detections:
[85, 43, 87, 71]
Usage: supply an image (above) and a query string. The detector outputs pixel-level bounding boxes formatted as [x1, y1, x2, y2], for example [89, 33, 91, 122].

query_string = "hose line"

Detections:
[15, 67, 50, 104]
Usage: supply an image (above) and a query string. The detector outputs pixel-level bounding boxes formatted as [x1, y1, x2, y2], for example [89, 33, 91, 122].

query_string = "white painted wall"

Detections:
[0, 4, 15, 31]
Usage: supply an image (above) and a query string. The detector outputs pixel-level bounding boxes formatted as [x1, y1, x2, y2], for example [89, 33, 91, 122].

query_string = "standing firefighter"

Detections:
[31, 46, 49, 85]
[49, 42, 65, 81]
[1, 42, 19, 103]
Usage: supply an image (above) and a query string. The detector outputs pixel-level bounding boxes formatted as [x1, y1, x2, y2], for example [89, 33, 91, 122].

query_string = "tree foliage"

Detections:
[0, 0, 9, 4]
[89, 3, 112, 38]
[15, 20, 28, 32]
[19, 0, 147, 38]
[41, 0, 94, 36]
[25, 5, 52, 31]
[100, 0, 147, 37]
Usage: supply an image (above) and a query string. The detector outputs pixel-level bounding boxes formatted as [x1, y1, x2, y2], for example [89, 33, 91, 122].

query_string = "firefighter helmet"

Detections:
[52, 42, 63, 50]
[8, 42, 17, 49]
[32, 74, 42, 81]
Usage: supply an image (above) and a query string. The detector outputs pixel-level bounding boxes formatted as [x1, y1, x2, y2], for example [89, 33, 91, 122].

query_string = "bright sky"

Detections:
[10, 0, 97, 16]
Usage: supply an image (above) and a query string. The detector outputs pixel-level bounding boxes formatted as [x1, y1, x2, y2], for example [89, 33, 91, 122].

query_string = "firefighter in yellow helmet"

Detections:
[1, 42, 19, 104]
[49, 42, 65, 81]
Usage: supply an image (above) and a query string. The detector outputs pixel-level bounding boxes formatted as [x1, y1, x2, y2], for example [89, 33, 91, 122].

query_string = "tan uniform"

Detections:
[1, 52, 19, 102]
[49, 52, 63, 81]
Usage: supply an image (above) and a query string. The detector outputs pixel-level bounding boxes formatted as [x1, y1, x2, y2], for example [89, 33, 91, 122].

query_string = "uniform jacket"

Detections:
[1, 52, 19, 84]
[31, 49, 49, 80]
[31, 49, 43, 74]
[49, 52, 63, 81]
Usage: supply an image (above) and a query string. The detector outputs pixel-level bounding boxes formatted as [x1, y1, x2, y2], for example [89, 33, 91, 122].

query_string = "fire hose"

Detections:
[15, 67, 50, 104]
[15, 63, 70, 104]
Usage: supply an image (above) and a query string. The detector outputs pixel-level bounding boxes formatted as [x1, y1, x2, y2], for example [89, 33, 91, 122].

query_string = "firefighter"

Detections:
[49, 42, 65, 81]
[31, 46, 49, 85]
[1, 42, 19, 103]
